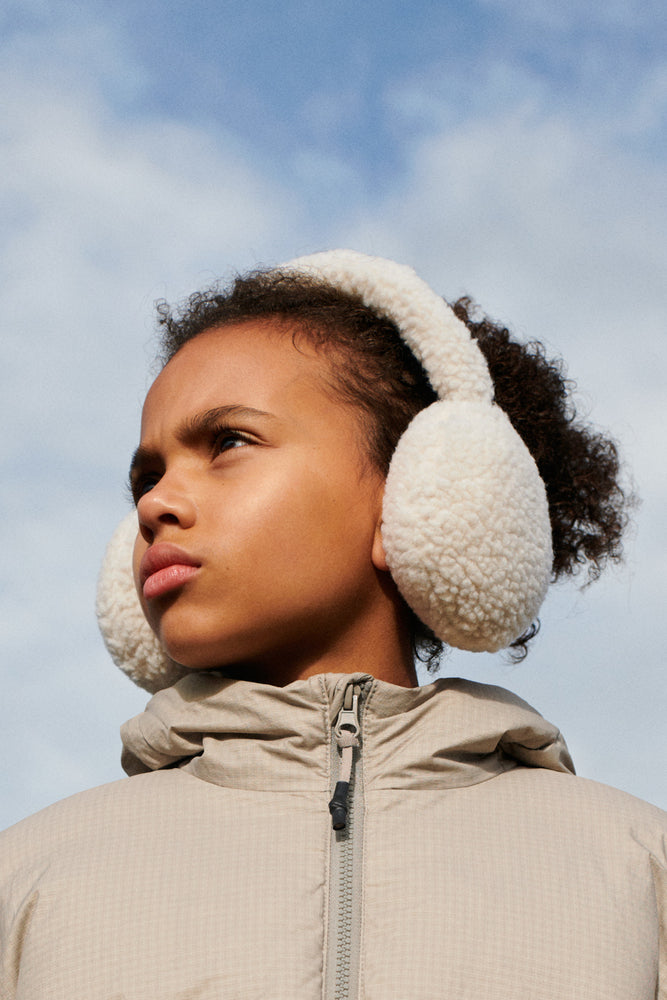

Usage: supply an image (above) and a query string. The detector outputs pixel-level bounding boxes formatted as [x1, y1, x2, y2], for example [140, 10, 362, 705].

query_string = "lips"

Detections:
[140, 543, 201, 600]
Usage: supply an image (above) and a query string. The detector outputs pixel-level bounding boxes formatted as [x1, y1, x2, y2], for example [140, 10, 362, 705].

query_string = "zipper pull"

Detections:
[328, 684, 361, 831]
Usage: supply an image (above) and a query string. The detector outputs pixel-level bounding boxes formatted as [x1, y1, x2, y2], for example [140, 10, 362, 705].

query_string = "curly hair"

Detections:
[156, 268, 631, 666]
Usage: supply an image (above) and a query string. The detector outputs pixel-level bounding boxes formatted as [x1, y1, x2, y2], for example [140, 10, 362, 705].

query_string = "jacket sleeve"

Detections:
[0, 877, 22, 1000]
[0, 821, 41, 1000]
[652, 853, 667, 999]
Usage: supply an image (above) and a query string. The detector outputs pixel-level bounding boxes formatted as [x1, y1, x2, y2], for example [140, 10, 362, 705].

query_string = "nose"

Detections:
[136, 476, 197, 543]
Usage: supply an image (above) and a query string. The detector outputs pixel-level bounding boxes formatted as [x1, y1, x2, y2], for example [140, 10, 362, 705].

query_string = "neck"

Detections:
[221, 645, 418, 689]
[220, 603, 418, 689]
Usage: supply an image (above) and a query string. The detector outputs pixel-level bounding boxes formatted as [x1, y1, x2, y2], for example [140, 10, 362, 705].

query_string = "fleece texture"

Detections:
[97, 250, 552, 690]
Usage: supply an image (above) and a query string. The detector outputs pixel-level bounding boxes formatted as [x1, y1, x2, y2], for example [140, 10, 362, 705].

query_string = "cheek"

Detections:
[260, 466, 380, 570]
[209, 468, 355, 582]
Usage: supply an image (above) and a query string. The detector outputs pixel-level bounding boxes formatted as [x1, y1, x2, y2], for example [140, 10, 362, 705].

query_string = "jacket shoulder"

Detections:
[501, 765, 667, 862]
[0, 769, 191, 877]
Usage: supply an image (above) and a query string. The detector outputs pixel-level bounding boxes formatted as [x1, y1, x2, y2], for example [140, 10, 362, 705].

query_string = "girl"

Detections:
[2, 250, 665, 999]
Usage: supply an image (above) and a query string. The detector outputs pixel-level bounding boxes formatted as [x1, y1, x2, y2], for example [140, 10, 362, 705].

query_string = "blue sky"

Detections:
[1, 0, 666, 827]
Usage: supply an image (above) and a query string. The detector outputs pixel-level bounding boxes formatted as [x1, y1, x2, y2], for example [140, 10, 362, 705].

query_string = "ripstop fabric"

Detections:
[1, 672, 665, 999]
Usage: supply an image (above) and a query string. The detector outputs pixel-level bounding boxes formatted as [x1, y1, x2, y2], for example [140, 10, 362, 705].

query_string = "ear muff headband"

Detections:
[96, 250, 553, 691]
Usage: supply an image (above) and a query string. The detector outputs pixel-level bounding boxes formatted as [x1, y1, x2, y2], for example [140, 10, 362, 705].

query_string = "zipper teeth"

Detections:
[327, 679, 369, 1000]
[335, 757, 356, 1000]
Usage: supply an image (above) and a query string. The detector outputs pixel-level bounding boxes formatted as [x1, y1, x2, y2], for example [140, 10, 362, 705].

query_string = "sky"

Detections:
[1, 0, 666, 828]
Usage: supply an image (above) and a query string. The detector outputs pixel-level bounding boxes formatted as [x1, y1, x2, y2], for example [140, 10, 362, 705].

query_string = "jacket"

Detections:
[1, 671, 666, 999]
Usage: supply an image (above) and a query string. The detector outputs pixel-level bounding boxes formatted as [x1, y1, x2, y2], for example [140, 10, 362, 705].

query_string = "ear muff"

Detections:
[96, 512, 187, 692]
[382, 401, 551, 651]
[96, 249, 553, 689]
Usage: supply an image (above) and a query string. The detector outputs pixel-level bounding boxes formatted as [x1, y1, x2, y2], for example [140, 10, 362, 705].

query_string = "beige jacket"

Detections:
[1, 672, 666, 999]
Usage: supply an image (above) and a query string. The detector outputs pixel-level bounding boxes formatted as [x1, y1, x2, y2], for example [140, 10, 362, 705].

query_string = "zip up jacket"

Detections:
[1, 672, 666, 999]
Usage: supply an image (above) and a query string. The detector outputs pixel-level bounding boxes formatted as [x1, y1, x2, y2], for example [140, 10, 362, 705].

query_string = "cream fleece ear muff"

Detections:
[96, 513, 188, 692]
[97, 249, 553, 691]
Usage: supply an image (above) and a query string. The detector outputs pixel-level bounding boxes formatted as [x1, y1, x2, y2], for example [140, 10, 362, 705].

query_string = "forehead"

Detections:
[141, 319, 343, 434]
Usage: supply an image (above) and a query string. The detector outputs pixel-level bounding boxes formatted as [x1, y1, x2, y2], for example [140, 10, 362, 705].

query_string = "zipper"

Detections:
[328, 684, 361, 830]
[325, 680, 367, 1000]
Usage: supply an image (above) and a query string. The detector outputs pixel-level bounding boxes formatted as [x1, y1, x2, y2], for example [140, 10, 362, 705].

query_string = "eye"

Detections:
[211, 427, 253, 455]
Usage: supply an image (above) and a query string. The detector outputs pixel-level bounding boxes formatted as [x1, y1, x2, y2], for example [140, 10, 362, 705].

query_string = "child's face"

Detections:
[130, 320, 389, 681]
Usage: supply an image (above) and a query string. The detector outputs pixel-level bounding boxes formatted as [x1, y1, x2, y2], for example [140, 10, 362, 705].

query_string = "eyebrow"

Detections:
[128, 404, 277, 485]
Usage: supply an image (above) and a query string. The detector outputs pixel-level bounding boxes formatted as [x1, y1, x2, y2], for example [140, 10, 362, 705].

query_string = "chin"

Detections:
[163, 644, 226, 673]
[158, 628, 244, 673]
[155, 613, 312, 680]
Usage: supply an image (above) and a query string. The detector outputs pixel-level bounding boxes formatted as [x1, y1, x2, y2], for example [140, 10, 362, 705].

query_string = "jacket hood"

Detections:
[121, 672, 574, 791]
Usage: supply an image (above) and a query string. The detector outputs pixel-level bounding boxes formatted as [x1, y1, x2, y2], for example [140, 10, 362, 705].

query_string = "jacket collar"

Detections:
[121, 671, 574, 791]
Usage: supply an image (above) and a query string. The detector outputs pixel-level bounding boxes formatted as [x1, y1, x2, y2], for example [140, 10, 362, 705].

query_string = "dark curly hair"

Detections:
[156, 267, 631, 666]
